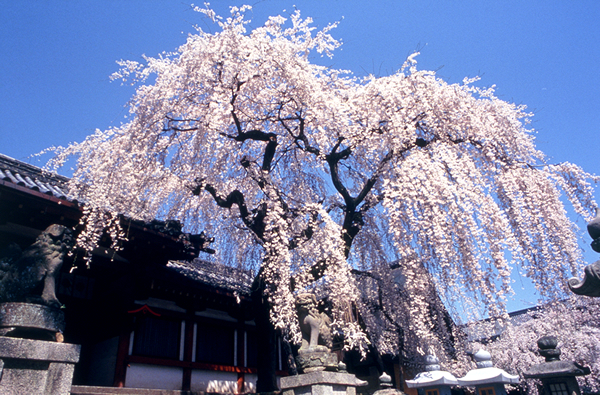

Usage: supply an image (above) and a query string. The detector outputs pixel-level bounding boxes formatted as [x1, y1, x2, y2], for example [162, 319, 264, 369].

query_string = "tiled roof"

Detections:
[0, 153, 70, 200]
[0, 153, 244, 292]
[167, 260, 254, 296]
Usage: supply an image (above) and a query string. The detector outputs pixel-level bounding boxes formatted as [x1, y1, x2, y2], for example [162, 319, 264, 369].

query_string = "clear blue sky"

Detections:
[1, 1, 599, 310]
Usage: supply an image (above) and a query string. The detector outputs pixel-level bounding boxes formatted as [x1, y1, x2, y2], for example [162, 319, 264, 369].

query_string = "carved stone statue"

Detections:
[568, 261, 600, 297]
[0, 224, 73, 308]
[568, 208, 600, 297]
[0, 224, 80, 394]
[296, 293, 332, 352]
[294, 293, 338, 373]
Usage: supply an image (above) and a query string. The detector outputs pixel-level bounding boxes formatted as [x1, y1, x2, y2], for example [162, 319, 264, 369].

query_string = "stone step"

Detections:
[70, 386, 208, 395]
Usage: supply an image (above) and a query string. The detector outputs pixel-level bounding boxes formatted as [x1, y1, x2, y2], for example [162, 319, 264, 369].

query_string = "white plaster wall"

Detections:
[125, 363, 183, 390]
[244, 373, 258, 393]
[190, 370, 238, 393]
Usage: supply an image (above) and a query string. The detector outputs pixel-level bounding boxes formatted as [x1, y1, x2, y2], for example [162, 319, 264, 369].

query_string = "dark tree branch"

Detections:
[262, 135, 278, 171]
[286, 117, 321, 156]
[287, 210, 318, 250]
[226, 88, 280, 172]
[288, 258, 328, 291]
[194, 182, 267, 240]
[354, 150, 394, 207]
[326, 138, 353, 207]
[322, 138, 394, 257]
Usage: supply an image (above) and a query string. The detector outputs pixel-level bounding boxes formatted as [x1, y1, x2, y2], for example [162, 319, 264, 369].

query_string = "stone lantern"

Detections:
[405, 354, 458, 395]
[373, 372, 405, 395]
[457, 349, 519, 395]
[524, 336, 590, 395]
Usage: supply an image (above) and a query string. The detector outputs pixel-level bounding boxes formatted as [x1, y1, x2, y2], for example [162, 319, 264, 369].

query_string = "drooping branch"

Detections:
[351, 267, 407, 332]
[323, 127, 483, 259]
[163, 115, 201, 133]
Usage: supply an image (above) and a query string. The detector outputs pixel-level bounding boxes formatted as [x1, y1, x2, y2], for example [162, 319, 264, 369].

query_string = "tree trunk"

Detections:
[251, 275, 279, 393]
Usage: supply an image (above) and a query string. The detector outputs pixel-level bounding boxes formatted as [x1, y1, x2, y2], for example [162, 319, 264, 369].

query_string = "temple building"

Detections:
[0, 153, 458, 394]
[0, 153, 287, 392]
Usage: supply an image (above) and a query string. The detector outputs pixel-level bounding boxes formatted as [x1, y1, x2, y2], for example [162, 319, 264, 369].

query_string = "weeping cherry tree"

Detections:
[48, 5, 597, 391]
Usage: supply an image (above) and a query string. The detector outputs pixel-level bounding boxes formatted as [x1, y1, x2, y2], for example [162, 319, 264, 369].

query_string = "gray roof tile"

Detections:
[167, 260, 253, 295]
[0, 154, 70, 200]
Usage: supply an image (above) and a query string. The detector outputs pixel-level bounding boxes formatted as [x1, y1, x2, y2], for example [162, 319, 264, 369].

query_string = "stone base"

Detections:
[296, 350, 339, 373]
[281, 371, 368, 395]
[0, 302, 65, 340]
[372, 389, 406, 395]
[0, 336, 80, 395]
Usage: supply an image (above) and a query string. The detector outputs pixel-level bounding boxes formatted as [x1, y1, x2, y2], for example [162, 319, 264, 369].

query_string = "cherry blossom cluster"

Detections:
[47, 4, 597, 361]
[469, 298, 600, 394]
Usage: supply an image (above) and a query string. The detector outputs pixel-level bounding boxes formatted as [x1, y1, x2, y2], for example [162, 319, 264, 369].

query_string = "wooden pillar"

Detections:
[182, 316, 195, 391]
[113, 330, 131, 387]
[393, 363, 402, 390]
[236, 315, 246, 394]
[237, 373, 245, 394]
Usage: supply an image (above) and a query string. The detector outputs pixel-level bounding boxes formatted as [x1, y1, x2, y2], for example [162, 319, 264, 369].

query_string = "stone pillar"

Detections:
[0, 337, 80, 395]
[0, 303, 80, 395]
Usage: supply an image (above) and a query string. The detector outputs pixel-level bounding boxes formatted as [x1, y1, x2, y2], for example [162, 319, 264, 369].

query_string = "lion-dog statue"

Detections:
[0, 224, 73, 308]
[296, 293, 332, 353]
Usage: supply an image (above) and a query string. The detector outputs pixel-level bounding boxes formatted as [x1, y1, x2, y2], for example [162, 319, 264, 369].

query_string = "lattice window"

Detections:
[132, 316, 181, 359]
[195, 323, 235, 365]
[479, 387, 495, 395]
[548, 382, 569, 395]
